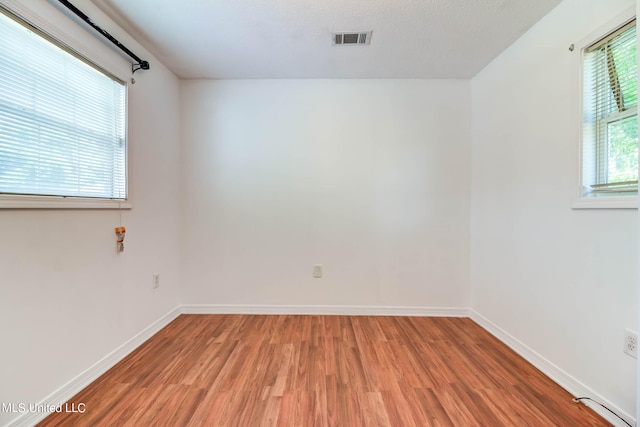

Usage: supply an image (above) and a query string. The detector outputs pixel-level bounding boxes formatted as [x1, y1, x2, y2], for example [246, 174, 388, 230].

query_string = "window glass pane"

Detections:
[608, 115, 638, 183]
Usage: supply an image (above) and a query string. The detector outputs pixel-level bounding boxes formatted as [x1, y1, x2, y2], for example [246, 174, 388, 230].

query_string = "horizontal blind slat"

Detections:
[0, 9, 127, 199]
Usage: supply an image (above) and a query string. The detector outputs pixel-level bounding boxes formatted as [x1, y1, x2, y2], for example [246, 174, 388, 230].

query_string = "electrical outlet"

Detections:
[624, 329, 637, 358]
[152, 273, 160, 289]
[313, 264, 322, 278]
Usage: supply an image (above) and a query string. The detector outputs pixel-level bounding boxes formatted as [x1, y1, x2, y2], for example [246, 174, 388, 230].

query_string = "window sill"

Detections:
[0, 196, 132, 210]
[572, 196, 638, 209]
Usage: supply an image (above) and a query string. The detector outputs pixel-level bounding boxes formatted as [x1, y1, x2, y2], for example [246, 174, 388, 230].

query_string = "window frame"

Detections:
[0, 1, 132, 210]
[573, 8, 638, 210]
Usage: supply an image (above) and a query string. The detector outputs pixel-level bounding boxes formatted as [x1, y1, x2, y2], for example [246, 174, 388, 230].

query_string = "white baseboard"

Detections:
[470, 310, 635, 427]
[5, 307, 182, 427]
[180, 304, 470, 317]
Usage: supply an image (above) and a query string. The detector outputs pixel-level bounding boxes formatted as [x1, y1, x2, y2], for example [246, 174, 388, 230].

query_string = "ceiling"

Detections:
[91, 0, 563, 79]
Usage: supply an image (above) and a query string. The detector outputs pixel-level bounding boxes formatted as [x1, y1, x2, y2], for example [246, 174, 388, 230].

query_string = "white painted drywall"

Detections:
[471, 0, 637, 418]
[0, 1, 182, 425]
[180, 80, 471, 309]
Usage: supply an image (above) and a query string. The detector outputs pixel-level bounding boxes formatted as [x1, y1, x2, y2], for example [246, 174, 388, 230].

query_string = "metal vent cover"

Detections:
[332, 31, 372, 45]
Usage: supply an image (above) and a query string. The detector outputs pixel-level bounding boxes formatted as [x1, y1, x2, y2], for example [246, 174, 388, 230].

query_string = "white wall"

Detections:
[0, 1, 181, 425]
[180, 80, 471, 310]
[471, 0, 637, 419]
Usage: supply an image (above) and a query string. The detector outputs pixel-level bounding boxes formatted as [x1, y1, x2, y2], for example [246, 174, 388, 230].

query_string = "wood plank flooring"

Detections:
[38, 315, 609, 426]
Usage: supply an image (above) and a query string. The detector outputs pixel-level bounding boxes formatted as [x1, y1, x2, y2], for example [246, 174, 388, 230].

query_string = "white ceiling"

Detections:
[91, 0, 563, 79]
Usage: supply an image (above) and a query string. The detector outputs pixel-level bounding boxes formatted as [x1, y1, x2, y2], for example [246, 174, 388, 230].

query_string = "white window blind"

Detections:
[582, 19, 637, 197]
[0, 8, 127, 200]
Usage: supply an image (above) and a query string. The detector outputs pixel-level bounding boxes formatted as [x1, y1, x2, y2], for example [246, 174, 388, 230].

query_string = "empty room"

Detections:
[0, 0, 638, 425]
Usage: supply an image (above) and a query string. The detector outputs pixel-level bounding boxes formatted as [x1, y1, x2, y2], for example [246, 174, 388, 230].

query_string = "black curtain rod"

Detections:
[57, 0, 149, 73]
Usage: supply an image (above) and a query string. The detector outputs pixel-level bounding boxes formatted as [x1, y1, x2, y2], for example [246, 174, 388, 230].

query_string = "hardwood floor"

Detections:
[38, 315, 609, 426]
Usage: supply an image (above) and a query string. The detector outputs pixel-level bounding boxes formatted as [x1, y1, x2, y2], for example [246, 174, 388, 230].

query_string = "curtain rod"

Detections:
[57, 0, 149, 74]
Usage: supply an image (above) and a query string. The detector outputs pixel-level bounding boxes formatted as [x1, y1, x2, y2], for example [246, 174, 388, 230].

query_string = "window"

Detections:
[0, 7, 127, 204]
[580, 18, 637, 203]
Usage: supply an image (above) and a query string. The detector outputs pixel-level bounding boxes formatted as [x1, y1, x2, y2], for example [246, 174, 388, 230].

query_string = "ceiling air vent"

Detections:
[332, 31, 372, 45]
